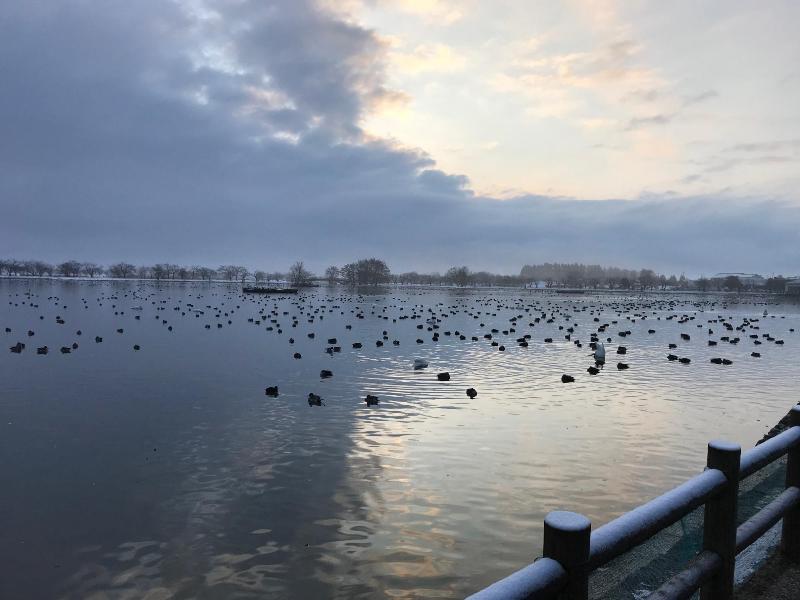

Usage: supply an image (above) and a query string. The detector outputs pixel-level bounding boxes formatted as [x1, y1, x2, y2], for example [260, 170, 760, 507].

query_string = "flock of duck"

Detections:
[3, 283, 796, 409]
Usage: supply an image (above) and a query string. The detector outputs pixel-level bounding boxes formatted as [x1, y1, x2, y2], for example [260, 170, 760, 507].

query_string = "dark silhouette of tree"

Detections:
[766, 276, 787, 293]
[108, 262, 136, 278]
[288, 261, 313, 287]
[325, 266, 339, 284]
[57, 260, 82, 277]
[446, 266, 471, 287]
[723, 275, 743, 292]
[341, 258, 390, 286]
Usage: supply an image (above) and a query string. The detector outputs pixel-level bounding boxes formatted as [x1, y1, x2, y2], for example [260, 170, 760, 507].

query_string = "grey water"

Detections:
[1, 279, 798, 599]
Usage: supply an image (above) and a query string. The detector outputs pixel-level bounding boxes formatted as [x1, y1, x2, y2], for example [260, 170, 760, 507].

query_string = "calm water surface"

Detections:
[1, 280, 798, 599]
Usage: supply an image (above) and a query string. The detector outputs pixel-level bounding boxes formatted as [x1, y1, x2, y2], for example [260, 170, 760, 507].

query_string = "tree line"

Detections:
[0, 259, 285, 283]
[1, 257, 792, 292]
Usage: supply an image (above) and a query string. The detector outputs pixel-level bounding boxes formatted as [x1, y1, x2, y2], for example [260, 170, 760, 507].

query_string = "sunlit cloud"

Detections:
[1, 0, 799, 274]
[390, 42, 466, 75]
[384, 0, 464, 24]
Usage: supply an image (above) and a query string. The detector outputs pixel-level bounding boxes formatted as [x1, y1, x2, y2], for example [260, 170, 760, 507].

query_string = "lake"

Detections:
[1, 279, 798, 599]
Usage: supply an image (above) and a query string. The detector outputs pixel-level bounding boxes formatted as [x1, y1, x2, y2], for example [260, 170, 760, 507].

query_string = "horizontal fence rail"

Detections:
[468, 405, 800, 600]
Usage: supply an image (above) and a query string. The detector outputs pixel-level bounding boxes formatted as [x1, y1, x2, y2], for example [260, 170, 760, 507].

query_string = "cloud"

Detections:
[0, 0, 798, 276]
[682, 138, 800, 182]
[682, 89, 718, 107]
[492, 37, 667, 124]
[383, 0, 464, 24]
[626, 112, 677, 130]
[390, 42, 466, 75]
[625, 89, 718, 130]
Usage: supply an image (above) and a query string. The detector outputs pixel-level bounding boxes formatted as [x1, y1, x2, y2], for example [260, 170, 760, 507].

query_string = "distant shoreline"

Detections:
[0, 274, 794, 297]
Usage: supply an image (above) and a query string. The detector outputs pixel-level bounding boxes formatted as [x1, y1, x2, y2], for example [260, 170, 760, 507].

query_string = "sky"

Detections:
[0, 0, 799, 276]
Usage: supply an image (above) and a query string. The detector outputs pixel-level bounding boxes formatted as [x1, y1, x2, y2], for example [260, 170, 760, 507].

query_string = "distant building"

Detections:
[713, 273, 766, 288]
[786, 278, 800, 295]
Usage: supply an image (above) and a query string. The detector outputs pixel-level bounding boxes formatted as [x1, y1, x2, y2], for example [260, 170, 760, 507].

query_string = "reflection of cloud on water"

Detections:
[57, 398, 357, 598]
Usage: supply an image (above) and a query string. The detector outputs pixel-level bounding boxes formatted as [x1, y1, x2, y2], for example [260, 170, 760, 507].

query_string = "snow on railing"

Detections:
[467, 405, 800, 600]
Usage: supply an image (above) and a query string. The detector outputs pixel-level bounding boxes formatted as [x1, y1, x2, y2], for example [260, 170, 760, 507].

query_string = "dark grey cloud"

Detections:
[1, 1, 798, 276]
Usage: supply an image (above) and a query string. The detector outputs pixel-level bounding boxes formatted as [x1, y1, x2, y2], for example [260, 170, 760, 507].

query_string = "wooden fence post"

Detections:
[700, 440, 741, 600]
[543, 511, 591, 600]
[781, 405, 800, 561]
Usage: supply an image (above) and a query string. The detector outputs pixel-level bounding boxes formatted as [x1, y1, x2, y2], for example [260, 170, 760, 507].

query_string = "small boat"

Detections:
[242, 287, 299, 294]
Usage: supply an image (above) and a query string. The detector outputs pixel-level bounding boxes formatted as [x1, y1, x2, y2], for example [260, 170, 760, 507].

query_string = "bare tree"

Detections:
[325, 266, 339, 284]
[723, 275, 743, 292]
[288, 261, 313, 287]
[445, 266, 471, 287]
[638, 269, 657, 290]
[108, 262, 136, 278]
[152, 264, 167, 281]
[253, 270, 267, 283]
[340, 258, 390, 286]
[33, 261, 53, 276]
[218, 265, 247, 281]
[197, 267, 216, 281]
[57, 260, 82, 277]
[81, 262, 102, 278]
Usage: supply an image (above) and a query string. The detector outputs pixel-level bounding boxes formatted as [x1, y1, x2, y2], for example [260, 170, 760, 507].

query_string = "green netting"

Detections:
[588, 504, 704, 599]
[588, 457, 788, 598]
[737, 456, 787, 525]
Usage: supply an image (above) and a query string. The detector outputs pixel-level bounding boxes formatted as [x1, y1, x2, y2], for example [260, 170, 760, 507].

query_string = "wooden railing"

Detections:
[468, 405, 800, 600]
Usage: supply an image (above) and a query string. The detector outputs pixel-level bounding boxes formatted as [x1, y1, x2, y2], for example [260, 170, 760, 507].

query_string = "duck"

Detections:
[413, 358, 428, 370]
[466, 388, 478, 398]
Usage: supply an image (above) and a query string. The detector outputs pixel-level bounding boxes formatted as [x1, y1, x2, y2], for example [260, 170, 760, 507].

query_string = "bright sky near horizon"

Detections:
[1, 0, 799, 274]
[355, 0, 800, 199]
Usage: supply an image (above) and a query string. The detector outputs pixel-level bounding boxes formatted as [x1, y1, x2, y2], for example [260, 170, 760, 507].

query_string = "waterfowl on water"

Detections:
[593, 342, 605, 363]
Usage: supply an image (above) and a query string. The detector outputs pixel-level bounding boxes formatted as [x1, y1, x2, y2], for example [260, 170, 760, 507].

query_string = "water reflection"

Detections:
[0, 280, 798, 598]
